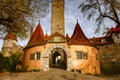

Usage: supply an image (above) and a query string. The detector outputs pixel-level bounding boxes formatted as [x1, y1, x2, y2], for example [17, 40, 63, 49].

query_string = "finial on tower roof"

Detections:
[77, 19, 78, 23]
[46, 31, 48, 34]
[39, 19, 40, 23]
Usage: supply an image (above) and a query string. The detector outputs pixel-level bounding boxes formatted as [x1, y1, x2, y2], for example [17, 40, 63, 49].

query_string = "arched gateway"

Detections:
[43, 44, 71, 71]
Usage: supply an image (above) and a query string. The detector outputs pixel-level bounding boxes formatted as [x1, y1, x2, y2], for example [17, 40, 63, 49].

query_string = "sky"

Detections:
[0, 0, 115, 51]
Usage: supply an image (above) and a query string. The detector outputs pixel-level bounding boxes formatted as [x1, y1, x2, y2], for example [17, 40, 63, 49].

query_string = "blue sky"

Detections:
[0, 0, 115, 50]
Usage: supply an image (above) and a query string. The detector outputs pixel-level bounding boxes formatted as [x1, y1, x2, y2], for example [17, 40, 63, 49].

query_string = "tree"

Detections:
[0, 50, 23, 72]
[0, 0, 50, 39]
[78, 0, 120, 32]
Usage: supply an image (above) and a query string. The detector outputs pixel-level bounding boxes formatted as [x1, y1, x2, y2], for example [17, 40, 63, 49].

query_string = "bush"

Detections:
[0, 51, 23, 72]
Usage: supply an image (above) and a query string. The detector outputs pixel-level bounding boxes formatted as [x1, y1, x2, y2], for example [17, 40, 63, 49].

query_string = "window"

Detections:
[104, 46, 108, 49]
[109, 53, 114, 59]
[30, 52, 41, 60]
[118, 34, 120, 38]
[96, 54, 99, 60]
[76, 51, 88, 59]
[101, 38, 106, 43]
[35, 52, 41, 60]
[83, 53, 88, 59]
[102, 54, 106, 59]
[76, 51, 82, 59]
[30, 53, 35, 60]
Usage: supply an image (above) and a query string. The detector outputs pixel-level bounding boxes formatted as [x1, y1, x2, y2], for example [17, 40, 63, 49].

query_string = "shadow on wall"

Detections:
[101, 62, 120, 74]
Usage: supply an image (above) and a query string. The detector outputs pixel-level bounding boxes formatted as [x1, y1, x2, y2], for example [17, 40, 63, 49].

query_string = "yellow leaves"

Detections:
[15, 0, 21, 3]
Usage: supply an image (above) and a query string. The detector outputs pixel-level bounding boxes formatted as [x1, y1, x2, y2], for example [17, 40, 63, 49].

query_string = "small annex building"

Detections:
[22, 0, 101, 75]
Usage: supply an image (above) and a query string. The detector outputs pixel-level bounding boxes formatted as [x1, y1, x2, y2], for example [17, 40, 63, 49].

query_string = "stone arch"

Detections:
[43, 44, 71, 71]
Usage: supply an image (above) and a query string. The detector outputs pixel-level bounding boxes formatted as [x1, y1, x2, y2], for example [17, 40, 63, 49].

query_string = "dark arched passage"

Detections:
[49, 48, 67, 69]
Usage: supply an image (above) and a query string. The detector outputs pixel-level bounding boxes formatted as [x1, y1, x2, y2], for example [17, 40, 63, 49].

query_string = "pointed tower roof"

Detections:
[45, 33, 49, 40]
[68, 21, 92, 45]
[26, 23, 45, 48]
[4, 32, 17, 41]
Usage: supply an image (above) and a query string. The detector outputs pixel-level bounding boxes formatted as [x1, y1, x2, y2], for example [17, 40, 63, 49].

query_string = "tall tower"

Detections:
[51, 0, 64, 35]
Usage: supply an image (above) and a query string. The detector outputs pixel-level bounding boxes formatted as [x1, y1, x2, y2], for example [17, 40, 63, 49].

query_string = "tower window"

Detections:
[30, 52, 41, 60]
[30, 53, 35, 60]
[35, 52, 41, 60]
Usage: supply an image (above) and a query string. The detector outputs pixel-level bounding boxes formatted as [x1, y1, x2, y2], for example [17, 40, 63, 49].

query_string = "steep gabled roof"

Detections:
[68, 22, 92, 45]
[4, 32, 17, 41]
[25, 23, 45, 48]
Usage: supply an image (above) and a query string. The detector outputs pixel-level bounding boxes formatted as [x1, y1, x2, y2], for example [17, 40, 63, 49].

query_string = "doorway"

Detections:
[53, 52, 61, 64]
[50, 48, 67, 69]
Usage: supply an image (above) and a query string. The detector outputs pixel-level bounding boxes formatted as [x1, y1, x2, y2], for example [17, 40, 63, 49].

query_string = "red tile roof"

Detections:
[106, 25, 120, 36]
[66, 34, 70, 40]
[89, 37, 114, 45]
[109, 25, 120, 33]
[26, 23, 46, 48]
[68, 22, 92, 45]
[4, 32, 17, 41]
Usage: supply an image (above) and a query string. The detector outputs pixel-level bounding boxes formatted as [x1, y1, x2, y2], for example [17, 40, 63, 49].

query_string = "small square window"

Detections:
[83, 53, 88, 59]
[35, 52, 41, 60]
[30, 53, 35, 60]
[76, 52, 82, 59]
[102, 54, 106, 59]
[109, 53, 114, 59]
[30, 52, 41, 60]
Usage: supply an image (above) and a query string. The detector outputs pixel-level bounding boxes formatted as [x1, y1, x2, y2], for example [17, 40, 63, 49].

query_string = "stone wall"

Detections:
[23, 43, 101, 75]
[2, 39, 19, 57]
[69, 45, 101, 75]
[97, 44, 120, 74]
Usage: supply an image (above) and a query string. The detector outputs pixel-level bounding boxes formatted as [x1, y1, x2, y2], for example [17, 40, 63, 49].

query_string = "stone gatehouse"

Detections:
[22, 0, 101, 75]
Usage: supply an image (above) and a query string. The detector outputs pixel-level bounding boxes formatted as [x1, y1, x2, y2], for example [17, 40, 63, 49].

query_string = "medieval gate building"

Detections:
[22, 0, 101, 75]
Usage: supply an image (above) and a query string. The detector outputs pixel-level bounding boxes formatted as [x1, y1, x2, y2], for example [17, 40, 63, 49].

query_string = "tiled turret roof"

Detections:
[68, 22, 92, 45]
[25, 23, 45, 48]
[4, 32, 17, 41]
